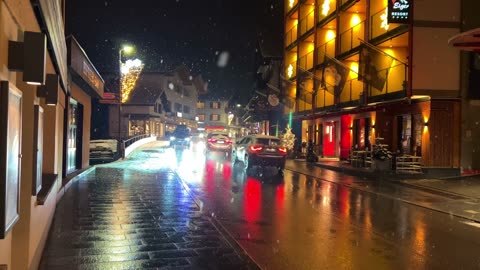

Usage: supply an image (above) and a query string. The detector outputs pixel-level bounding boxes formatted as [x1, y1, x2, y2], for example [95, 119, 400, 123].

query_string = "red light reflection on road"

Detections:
[243, 178, 262, 223]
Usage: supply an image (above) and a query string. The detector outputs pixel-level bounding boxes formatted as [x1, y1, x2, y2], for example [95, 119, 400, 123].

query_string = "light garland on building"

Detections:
[120, 59, 144, 103]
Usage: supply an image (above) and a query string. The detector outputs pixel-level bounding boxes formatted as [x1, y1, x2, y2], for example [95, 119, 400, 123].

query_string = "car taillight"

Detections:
[208, 138, 216, 143]
[226, 139, 232, 144]
[278, 147, 287, 154]
[249, 145, 263, 152]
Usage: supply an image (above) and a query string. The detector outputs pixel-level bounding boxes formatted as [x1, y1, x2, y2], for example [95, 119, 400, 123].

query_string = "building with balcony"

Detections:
[283, 0, 464, 174]
[196, 98, 230, 132]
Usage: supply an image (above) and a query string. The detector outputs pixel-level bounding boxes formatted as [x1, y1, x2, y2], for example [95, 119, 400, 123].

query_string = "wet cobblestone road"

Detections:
[39, 149, 258, 270]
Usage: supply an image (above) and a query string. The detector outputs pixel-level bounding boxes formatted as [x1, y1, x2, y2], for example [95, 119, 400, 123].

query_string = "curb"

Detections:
[391, 180, 479, 201]
[175, 172, 261, 270]
[286, 166, 480, 224]
[57, 166, 96, 204]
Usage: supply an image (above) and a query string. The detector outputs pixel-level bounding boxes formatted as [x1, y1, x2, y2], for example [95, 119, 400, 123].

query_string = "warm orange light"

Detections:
[308, 43, 315, 52]
[326, 30, 335, 42]
[350, 15, 361, 28]
[321, 0, 331, 16]
[350, 62, 359, 79]
[380, 8, 389, 30]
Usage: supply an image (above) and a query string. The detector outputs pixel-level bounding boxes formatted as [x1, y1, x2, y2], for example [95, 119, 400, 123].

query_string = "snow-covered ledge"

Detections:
[124, 135, 157, 158]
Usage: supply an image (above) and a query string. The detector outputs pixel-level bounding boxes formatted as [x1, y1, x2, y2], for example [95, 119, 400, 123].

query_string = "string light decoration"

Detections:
[120, 59, 144, 103]
[380, 7, 390, 31]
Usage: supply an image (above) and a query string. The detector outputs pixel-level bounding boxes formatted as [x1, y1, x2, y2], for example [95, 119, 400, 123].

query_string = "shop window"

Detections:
[413, 114, 423, 156]
[397, 114, 413, 154]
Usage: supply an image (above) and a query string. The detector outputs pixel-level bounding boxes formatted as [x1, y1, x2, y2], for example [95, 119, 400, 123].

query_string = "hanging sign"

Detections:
[388, 0, 412, 24]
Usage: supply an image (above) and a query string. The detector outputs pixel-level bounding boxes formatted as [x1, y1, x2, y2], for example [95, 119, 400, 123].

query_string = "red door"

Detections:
[323, 122, 336, 156]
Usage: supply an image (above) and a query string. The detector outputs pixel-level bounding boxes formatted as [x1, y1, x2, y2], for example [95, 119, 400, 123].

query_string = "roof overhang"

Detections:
[448, 28, 480, 52]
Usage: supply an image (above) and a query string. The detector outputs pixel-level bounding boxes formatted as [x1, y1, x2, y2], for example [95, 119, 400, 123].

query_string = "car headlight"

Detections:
[170, 136, 176, 141]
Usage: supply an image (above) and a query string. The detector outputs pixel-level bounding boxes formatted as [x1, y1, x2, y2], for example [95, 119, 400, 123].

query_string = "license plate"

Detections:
[266, 148, 275, 152]
[217, 141, 224, 144]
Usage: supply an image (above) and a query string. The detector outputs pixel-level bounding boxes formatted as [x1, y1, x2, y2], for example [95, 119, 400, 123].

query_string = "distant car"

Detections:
[89, 139, 119, 164]
[232, 135, 287, 174]
[206, 131, 233, 154]
[169, 125, 191, 148]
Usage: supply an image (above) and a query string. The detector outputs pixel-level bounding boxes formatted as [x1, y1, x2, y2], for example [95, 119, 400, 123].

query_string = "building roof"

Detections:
[127, 74, 163, 105]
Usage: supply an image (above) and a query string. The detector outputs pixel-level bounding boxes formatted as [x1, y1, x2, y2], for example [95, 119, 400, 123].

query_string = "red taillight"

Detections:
[208, 138, 216, 143]
[249, 145, 263, 152]
[278, 147, 287, 154]
[226, 139, 232, 144]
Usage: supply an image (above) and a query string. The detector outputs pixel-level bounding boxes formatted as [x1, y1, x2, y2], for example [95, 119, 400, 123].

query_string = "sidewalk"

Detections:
[39, 151, 258, 269]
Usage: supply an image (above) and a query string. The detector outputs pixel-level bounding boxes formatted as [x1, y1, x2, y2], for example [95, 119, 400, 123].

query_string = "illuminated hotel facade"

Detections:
[283, 0, 464, 172]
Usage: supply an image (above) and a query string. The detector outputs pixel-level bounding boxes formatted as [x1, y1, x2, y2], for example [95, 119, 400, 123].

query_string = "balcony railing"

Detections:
[368, 62, 408, 97]
[298, 51, 315, 71]
[339, 20, 365, 54]
[299, 9, 315, 36]
[370, 8, 402, 40]
[316, 39, 336, 66]
[285, 26, 298, 47]
[340, 0, 356, 8]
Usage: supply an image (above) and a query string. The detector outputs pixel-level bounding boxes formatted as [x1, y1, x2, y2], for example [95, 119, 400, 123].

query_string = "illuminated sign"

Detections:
[388, 0, 411, 24]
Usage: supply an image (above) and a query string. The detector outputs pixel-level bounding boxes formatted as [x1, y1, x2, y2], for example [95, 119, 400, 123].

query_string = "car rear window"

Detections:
[256, 138, 281, 146]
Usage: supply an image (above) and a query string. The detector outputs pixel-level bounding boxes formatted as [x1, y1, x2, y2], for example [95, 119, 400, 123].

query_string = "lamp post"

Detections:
[118, 45, 134, 141]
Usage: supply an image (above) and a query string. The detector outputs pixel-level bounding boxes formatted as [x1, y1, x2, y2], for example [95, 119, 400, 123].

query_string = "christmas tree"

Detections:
[281, 126, 296, 151]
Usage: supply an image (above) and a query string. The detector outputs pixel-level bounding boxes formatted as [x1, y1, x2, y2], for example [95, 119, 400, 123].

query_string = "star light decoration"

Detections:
[321, 0, 330, 16]
[289, 0, 295, 8]
[120, 59, 144, 103]
[380, 7, 389, 31]
[287, 64, 294, 78]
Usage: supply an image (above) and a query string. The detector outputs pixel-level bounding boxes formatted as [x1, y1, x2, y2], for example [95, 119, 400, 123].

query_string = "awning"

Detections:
[448, 28, 480, 51]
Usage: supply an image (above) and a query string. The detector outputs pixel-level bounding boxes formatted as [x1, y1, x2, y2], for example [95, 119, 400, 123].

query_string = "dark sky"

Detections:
[66, 0, 283, 101]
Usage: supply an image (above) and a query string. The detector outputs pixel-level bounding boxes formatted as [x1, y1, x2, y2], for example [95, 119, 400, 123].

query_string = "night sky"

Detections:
[66, 0, 283, 102]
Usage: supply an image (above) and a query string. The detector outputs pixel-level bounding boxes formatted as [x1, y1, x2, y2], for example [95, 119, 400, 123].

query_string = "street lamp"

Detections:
[118, 45, 134, 142]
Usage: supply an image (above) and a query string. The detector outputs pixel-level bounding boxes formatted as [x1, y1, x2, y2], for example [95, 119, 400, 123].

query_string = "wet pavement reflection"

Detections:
[163, 143, 480, 270]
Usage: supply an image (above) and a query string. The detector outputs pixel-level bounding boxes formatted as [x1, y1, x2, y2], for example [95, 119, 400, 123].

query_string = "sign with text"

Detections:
[388, 0, 412, 24]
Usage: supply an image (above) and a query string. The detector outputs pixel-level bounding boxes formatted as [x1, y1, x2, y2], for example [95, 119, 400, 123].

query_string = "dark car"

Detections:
[169, 125, 191, 148]
[232, 135, 287, 175]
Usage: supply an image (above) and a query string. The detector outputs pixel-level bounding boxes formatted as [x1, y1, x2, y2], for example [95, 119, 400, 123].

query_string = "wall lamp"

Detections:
[424, 122, 429, 127]
[371, 125, 376, 129]
[8, 31, 47, 85]
[37, 74, 58, 106]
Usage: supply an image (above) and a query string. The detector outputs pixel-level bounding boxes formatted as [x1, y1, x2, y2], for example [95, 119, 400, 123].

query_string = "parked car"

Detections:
[169, 125, 191, 148]
[206, 131, 232, 154]
[89, 139, 119, 164]
[232, 135, 287, 175]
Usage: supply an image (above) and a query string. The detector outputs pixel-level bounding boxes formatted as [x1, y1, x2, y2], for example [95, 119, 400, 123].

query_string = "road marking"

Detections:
[462, 221, 480, 229]
[464, 210, 480, 214]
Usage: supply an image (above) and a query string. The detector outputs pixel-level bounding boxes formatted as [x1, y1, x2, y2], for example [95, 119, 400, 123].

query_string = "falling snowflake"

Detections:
[217, 51, 229, 68]
[168, 83, 174, 90]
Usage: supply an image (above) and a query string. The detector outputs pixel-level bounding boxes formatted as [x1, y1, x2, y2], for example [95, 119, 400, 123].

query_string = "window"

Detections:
[197, 114, 205, 121]
[210, 102, 220, 109]
[183, 89, 190, 97]
[210, 114, 220, 121]
[197, 102, 205, 109]
[174, 103, 182, 112]
[183, 105, 190, 114]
